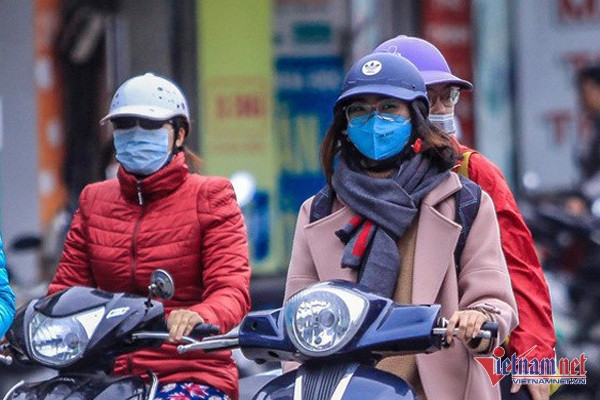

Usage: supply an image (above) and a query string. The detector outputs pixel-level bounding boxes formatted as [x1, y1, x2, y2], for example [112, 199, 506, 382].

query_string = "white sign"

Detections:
[274, 0, 346, 56]
[515, 0, 600, 190]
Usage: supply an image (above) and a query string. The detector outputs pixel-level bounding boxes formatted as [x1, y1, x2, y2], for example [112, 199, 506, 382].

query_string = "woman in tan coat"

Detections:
[284, 52, 518, 400]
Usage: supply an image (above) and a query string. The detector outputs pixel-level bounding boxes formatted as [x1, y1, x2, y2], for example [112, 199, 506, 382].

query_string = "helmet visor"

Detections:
[421, 70, 472, 90]
[336, 84, 429, 109]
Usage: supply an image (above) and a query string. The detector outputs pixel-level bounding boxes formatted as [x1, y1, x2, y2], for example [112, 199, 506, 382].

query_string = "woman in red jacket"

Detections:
[48, 73, 251, 400]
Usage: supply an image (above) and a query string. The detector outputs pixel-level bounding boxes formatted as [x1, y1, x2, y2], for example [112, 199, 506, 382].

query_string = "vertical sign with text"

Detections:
[274, 0, 346, 266]
[198, 1, 280, 273]
[515, 0, 600, 190]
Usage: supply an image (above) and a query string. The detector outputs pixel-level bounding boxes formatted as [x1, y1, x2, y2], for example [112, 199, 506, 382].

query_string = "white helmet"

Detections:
[100, 73, 189, 124]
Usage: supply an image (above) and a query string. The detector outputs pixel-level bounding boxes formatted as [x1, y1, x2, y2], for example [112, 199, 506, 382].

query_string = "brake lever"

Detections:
[177, 336, 240, 354]
[132, 323, 222, 345]
[131, 332, 199, 345]
[177, 327, 240, 354]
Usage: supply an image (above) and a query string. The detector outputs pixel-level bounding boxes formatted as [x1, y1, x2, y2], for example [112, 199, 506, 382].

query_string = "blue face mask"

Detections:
[113, 127, 171, 176]
[347, 113, 412, 160]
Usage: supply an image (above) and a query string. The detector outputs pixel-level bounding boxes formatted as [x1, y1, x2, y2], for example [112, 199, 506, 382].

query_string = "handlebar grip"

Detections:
[189, 323, 220, 338]
[480, 321, 499, 338]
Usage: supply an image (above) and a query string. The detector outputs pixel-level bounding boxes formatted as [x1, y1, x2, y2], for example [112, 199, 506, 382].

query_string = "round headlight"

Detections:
[284, 284, 368, 357]
[28, 307, 105, 367]
[31, 314, 87, 361]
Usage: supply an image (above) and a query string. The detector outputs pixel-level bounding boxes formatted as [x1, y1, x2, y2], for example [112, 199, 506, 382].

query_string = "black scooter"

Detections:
[1, 269, 219, 400]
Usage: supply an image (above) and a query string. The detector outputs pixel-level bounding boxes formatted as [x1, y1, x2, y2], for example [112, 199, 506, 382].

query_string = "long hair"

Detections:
[172, 116, 202, 174]
[320, 99, 459, 187]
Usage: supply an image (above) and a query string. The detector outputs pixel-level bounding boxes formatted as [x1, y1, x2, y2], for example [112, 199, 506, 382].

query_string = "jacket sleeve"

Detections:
[458, 190, 519, 354]
[282, 197, 319, 373]
[47, 186, 95, 295]
[190, 178, 251, 334]
[0, 235, 16, 337]
[469, 153, 556, 360]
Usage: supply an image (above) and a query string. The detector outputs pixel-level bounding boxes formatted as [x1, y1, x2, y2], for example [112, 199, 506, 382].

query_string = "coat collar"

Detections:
[413, 172, 462, 304]
[421, 171, 462, 207]
[118, 152, 189, 204]
[305, 203, 357, 283]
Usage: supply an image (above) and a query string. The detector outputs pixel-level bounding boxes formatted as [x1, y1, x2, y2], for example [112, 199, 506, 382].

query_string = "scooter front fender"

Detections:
[3, 373, 148, 400]
[251, 364, 416, 400]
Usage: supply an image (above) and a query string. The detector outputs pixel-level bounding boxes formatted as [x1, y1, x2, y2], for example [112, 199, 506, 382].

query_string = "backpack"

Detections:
[309, 151, 481, 270]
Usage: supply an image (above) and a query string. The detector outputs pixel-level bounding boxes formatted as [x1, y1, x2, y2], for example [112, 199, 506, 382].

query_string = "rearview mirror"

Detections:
[149, 269, 175, 300]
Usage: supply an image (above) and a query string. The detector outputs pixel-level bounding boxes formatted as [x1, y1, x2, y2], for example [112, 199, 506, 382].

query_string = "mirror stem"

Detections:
[145, 284, 156, 308]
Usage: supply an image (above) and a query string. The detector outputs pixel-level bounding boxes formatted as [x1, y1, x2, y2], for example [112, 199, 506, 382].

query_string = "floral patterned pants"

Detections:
[154, 382, 231, 400]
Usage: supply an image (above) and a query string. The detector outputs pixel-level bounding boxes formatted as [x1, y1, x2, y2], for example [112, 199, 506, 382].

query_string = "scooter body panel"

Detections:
[249, 370, 295, 400]
[249, 365, 416, 400]
[7, 286, 165, 371]
[341, 365, 417, 400]
[4, 373, 148, 400]
[239, 281, 442, 364]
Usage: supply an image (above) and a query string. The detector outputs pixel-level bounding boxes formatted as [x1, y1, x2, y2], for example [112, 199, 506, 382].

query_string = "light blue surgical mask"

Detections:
[428, 112, 456, 135]
[347, 113, 412, 160]
[113, 127, 171, 176]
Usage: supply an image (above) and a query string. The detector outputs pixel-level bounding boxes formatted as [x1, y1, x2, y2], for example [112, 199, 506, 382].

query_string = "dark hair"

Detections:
[98, 139, 116, 179]
[577, 65, 600, 87]
[321, 99, 459, 187]
[171, 116, 202, 174]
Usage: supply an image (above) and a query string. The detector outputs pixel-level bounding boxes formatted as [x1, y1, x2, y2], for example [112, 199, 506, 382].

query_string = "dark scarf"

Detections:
[331, 154, 449, 298]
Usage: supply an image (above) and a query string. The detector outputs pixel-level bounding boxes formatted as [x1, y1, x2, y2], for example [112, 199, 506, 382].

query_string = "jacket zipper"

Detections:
[136, 180, 144, 206]
[131, 180, 146, 290]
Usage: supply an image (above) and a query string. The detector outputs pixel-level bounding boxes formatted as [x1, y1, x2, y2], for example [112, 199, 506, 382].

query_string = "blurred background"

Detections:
[1, 0, 600, 397]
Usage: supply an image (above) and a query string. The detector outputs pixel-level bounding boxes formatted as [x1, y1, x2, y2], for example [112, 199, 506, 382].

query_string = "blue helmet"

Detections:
[335, 52, 429, 111]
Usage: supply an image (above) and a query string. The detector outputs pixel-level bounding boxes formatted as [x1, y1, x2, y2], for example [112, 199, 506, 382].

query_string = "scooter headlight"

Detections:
[284, 284, 368, 357]
[29, 307, 105, 366]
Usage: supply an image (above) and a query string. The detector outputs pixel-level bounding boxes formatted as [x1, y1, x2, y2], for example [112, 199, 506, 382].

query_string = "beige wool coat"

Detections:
[283, 172, 519, 400]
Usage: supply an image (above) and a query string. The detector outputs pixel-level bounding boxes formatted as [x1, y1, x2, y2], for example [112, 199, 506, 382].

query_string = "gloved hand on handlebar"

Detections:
[167, 309, 205, 343]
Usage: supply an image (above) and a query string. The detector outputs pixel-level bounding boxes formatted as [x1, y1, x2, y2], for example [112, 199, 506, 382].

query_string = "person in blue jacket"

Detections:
[0, 236, 15, 337]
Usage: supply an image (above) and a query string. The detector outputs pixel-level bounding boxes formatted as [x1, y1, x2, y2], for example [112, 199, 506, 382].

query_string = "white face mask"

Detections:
[429, 113, 456, 135]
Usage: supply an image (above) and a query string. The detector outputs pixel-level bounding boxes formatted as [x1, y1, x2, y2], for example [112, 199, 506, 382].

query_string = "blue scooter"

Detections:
[178, 280, 498, 400]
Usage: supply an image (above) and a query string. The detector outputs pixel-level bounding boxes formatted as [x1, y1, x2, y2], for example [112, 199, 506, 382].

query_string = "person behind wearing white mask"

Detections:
[374, 36, 556, 400]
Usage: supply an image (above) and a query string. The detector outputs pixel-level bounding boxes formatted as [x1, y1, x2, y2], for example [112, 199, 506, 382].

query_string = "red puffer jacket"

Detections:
[455, 140, 556, 362]
[48, 153, 251, 400]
